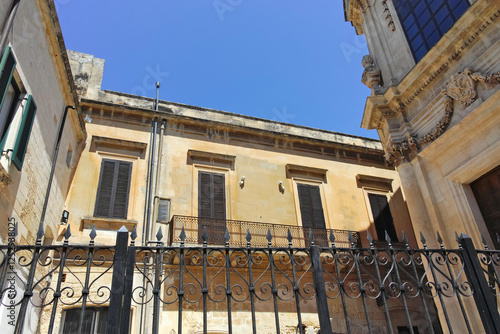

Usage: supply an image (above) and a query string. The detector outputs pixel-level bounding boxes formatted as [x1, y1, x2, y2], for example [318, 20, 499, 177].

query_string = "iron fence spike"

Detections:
[224, 227, 230, 243]
[481, 233, 487, 246]
[202, 226, 208, 242]
[385, 230, 392, 245]
[36, 225, 45, 242]
[348, 230, 354, 245]
[497, 233, 500, 245]
[287, 229, 293, 243]
[437, 231, 443, 245]
[14, 222, 18, 238]
[455, 231, 460, 244]
[366, 230, 373, 244]
[156, 227, 163, 241]
[245, 228, 252, 243]
[89, 224, 97, 241]
[131, 226, 137, 241]
[180, 226, 186, 243]
[401, 230, 408, 244]
[329, 230, 335, 244]
[266, 228, 273, 244]
[64, 225, 71, 240]
[420, 231, 426, 244]
[309, 228, 314, 245]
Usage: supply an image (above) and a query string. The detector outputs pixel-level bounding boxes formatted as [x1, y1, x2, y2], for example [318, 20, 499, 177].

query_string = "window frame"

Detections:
[60, 306, 109, 334]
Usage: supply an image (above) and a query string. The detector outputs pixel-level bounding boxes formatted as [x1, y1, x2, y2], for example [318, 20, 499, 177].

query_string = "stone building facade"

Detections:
[41, 50, 421, 333]
[0, 0, 85, 332]
[344, 0, 500, 332]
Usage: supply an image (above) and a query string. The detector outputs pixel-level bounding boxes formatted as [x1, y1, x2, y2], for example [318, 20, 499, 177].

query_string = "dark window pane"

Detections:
[435, 6, 449, 23]
[417, 9, 431, 24]
[439, 16, 454, 34]
[410, 34, 425, 50]
[451, 1, 469, 18]
[427, 31, 441, 48]
[414, 2, 427, 16]
[406, 23, 420, 39]
[429, 0, 443, 13]
[414, 44, 429, 61]
[96, 308, 109, 334]
[369, 194, 398, 242]
[423, 21, 437, 36]
[403, 13, 416, 27]
[62, 309, 94, 334]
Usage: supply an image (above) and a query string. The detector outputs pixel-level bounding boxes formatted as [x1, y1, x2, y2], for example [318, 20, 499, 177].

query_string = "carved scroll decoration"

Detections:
[384, 68, 500, 166]
[381, 0, 396, 31]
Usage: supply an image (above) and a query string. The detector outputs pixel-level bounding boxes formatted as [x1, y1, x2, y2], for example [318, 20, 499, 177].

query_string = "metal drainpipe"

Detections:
[0, 0, 20, 58]
[144, 117, 158, 243]
[37, 105, 75, 235]
[141, 121, 154, 245]
[151, 119, 166, 242]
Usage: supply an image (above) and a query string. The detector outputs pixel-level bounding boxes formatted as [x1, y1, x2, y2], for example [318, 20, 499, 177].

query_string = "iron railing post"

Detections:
[459, 233, 500, 333]
[107, 226, 129, 334]
[310, 244, 332, 333]
[120, 238, 137, 334]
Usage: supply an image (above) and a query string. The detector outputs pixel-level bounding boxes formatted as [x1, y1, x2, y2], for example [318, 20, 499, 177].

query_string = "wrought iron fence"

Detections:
[1, 217, 500, 334]
[169, 215, 360, 248]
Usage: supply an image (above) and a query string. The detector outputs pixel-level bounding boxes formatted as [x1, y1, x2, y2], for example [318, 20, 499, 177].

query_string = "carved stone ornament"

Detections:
[445, 68, 477, 105]
[361, 55, 382, 89]
[384, 68, 500, 166]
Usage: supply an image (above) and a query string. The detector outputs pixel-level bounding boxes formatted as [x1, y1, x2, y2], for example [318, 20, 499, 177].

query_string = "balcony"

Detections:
[169, 215, 360, 248]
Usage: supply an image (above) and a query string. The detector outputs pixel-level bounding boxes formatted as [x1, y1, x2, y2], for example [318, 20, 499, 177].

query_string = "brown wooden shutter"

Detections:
[198, 172, 212, 218]
[298, 184, 325, 229]
[298, 184, 313, 229]
[94, 159, 132, 219]
[112, 161, 132, 219]
[368, 193, 398, 242]
[213, 173, 225, 220]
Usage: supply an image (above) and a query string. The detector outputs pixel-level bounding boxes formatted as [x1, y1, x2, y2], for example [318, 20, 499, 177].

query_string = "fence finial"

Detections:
[202, 226, 208, 245]
[497, 233, 500, 246]
[287, 229, 293, 246]
[402, 230, 409, 247]
[367, 230, 373, 246]
[385, 230, 392, 246]
[329, 230, 336, 247]
[89, 224, 97, 245]
[420, 232, 426, 246]
[480, 234, 488, 249]
[348, 230, 355, 247]
[437, 231, 443, 247]
[36, 225, 45, 244]
[266, 228, 273, 247]
[309, 228, 314, 246]
[14, 222, 18, 238]
[156, 227, 163, 242]
[246, 228, 252, 247]
[179, 226, 186, 244]
[224, 227, 230, 246]
[64, 225, 71, 244]
[131, 225, 137, 242]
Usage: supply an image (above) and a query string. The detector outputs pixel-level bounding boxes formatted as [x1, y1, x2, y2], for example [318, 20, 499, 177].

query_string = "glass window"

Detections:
[62, 307, 109, 334]
[394, 0, 470, 62]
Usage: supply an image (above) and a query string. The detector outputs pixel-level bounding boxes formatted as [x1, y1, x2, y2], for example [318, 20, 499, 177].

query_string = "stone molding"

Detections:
[361, 55, 382, 89]
[381, 0, 395, 32]
[385, 68, 500, 166]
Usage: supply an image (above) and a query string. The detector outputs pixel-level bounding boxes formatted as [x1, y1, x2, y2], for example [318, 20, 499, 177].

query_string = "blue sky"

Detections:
[55, 1, 376, 139]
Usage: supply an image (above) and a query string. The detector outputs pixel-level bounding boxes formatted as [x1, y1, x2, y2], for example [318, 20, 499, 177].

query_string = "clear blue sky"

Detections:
[55, 1, 377, 139]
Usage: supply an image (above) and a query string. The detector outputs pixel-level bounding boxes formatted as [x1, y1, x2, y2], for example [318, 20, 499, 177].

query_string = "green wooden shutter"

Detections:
[11, 95, 36, 170]
[0, 46, 16, 113]
[94, 160, 116, 217]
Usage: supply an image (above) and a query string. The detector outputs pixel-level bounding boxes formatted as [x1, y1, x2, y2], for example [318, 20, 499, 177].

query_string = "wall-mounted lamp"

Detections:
[239, 176, 245, 188]
[279, 181, 285, 194]
[84, 114, 92, 123]
[60, 210, 69, 225]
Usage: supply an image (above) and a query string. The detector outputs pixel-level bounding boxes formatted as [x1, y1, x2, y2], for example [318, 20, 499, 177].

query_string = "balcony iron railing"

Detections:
[169, 215, 360, 247]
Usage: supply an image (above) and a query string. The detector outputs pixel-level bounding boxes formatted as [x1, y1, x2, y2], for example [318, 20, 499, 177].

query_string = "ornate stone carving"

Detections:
[385, 133, 419, 167]
[381, 0, 395, 31]
[445, 68, 477, 105]
[418, 93, 454, 145]
[361, 55, 382, 89]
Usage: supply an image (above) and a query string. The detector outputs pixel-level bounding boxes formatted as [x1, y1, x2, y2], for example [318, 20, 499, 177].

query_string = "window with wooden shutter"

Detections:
[368, 193, 398, 242]
[94, 159, 132, 219]
[198, 171, 226, 244]
[11, 94, 36, 170]
[298, 184, 327, 246]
